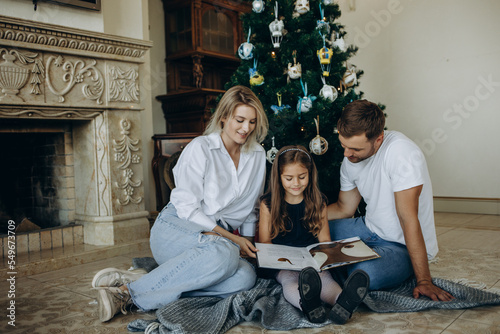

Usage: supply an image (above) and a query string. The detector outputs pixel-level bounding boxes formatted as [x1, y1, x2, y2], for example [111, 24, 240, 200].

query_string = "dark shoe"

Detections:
[329, 269, 370, 324]
[299, 267, 327, 323]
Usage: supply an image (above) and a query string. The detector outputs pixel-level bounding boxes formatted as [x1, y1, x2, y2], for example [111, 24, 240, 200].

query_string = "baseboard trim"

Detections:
[434, 196, 500, 215]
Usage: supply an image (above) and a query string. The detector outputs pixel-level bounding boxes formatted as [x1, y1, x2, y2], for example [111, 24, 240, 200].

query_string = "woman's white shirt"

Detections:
[170, 132, 266, 237]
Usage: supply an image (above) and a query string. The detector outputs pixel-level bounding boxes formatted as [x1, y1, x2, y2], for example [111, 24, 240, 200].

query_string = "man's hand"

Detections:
[413, 280, 454, 301]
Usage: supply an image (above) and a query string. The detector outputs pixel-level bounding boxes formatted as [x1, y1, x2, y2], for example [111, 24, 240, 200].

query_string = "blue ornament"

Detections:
[238, 28, 254, 60]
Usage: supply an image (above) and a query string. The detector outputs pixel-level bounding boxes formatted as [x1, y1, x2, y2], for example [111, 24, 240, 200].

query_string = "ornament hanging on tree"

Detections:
[287, 50, 302, 82]
[317, 35, 333, 77]
[266, 136, 279, 163]
[249, 59, 264, 86]
[252, 0, 265, 13]
[309, 116, 329, 155]
[316, 4, 330, 34]
[319, 76, 338, 102]
[323, 0, 335, 6]
[269, 2, 284, 48]
[271, 93, 291, 115]
[340, 62, 357, 92]
[238, 28, 255, 60]
[293, 0, 310, 18]
[331, 31, 346, 52]
[297, 79, 316, 114]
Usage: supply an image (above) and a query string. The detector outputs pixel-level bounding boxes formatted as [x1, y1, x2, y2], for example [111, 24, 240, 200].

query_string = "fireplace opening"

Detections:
[0, 122, 76, 234]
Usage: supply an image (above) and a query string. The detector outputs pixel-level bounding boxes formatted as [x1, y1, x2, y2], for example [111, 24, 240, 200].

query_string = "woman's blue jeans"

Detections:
[127, 203, 257, 311]
[329, 217, 414, 290]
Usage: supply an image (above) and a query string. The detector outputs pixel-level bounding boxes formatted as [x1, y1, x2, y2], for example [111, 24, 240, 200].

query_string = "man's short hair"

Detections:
[337, 99, 385, 140]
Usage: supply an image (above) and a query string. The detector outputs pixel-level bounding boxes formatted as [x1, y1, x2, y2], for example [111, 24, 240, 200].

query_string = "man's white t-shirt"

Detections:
[340, 131, 438, 259]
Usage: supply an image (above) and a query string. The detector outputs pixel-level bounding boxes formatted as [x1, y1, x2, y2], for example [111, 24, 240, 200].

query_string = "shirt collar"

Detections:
[206, 131, 261, 153]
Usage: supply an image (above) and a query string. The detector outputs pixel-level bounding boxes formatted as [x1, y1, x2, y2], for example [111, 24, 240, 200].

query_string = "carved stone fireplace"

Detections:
[0, 15, 152, 246]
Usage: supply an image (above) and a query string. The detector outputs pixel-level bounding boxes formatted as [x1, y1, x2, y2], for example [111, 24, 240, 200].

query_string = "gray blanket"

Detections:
[127, 259, 500, 334]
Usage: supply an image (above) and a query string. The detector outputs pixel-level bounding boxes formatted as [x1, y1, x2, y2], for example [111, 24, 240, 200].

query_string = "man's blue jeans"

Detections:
[329, 217, 414, 290]
[127, 203, 256, 311]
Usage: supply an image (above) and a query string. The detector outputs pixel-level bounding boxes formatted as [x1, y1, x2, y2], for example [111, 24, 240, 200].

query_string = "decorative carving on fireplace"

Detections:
[108, 66, 139, 102]
[0, 23, 148, 59]
[0, 48, 41, 102]
[45, 55, 104, 104]
[0, 108, 101, 119]
[0, 14, 152, 246]
[113, 119, 143, 206]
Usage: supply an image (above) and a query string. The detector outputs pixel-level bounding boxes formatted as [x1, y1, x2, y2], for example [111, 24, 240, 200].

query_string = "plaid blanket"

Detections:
[127, 259, 500, 334]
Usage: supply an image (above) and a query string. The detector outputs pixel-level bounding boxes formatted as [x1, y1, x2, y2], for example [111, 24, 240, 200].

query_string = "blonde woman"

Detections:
[93, 85, 269, 322]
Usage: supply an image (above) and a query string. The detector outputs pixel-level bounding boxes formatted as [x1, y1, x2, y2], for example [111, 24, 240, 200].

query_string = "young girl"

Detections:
[258, 145, 370, 324]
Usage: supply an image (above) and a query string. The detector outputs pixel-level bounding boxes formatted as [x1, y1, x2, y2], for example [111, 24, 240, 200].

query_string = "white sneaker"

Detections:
[96, 287, 133, 322]
[92, 267, 146, 288]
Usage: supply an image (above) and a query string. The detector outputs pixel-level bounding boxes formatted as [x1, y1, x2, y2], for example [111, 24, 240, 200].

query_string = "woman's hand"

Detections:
[237, 236, 258, 258]
[211, 226, 258, 258]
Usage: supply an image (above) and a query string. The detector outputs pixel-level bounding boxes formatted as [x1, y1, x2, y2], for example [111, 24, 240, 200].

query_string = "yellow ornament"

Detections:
[317, 46, 333, 77]
[250, 73, 265, 86]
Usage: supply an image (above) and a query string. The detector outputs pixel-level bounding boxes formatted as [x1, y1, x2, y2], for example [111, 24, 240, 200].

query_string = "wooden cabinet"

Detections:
[157, 0, 250, 134]
[153, 1, 250, 211]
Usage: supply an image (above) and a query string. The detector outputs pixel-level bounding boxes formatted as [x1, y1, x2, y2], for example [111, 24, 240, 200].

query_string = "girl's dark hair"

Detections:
[264, 145, 325, 239]
[337, 99, 385, 140]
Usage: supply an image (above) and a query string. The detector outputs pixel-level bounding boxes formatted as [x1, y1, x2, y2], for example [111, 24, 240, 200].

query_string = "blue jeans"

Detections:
[329, 217, 413, 290]
[128, 203, 257, 311]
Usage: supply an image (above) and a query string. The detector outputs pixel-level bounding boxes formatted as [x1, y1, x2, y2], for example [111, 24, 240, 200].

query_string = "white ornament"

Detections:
[316, 4, 330, 34]
[269, 2, 284, 48]
[323, 0, 335, 5]
[252, 0, 265, 13]
[340, 62, 357, 92]
[297, 80, 316, 114]
[266, 137, 279, 163]
[309, 117, 328, 155]
[238, 29, 254, 60]
[298, 97, 315, 113]
[288, 62, 302, 80]
[238, 42, 254, 60]
[319, 77, 338, 102]
[293, 0, 310, 17]
[332, 32, 346, 52]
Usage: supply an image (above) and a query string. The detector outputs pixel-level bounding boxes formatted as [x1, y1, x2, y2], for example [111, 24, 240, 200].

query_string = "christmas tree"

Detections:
[226, 0, 374, 202]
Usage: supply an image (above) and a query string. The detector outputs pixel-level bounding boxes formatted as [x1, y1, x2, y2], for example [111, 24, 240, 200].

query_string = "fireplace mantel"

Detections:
[0, 15, 153, 245]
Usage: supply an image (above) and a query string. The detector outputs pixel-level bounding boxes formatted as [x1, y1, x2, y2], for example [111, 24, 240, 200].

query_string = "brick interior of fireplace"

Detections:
[0, 124, 75, 233]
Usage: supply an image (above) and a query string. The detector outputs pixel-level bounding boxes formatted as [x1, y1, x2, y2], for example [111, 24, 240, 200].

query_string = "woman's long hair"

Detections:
[265, 145, 325, 239]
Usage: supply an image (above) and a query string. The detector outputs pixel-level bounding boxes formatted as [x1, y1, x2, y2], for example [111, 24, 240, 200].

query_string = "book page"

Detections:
[255, 243, 319, 271]
[306, 237, 380, 270]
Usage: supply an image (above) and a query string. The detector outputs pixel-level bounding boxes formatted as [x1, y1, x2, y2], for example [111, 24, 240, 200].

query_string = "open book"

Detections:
[255, 237, 380, 272]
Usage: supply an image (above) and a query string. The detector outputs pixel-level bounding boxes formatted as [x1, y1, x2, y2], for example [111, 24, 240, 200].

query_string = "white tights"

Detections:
[276, 269, 343, 310]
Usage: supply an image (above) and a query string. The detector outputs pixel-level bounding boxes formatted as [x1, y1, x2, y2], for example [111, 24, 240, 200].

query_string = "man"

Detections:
[328, 99, 453, 301]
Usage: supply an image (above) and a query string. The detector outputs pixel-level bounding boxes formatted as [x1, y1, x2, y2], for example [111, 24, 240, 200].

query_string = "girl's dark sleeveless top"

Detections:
[261, 193, 324, 247]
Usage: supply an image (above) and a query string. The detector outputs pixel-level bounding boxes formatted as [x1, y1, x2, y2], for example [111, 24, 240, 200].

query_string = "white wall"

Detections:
[102, 0, 144, 39]
[338, 0, 500, 209]
[0, 0, 103, 31]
